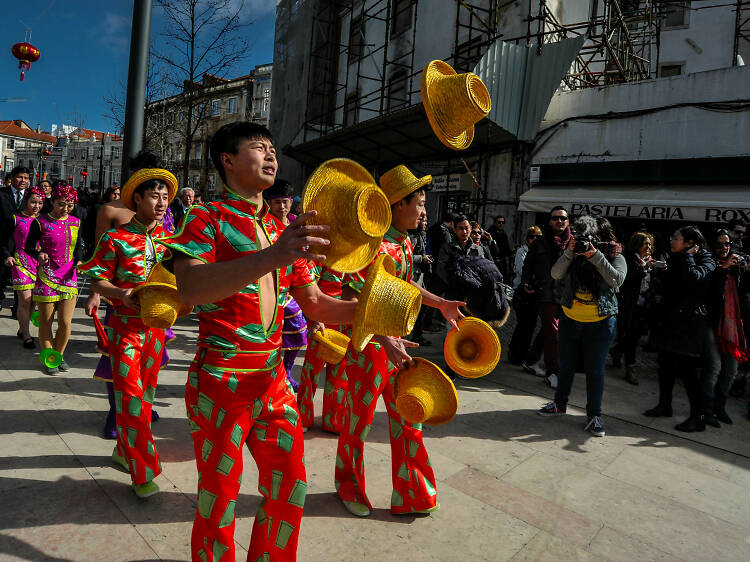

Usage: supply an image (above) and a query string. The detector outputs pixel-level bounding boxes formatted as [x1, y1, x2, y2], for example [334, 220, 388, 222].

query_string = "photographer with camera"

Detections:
[644, 226, 716, 432]
[700, 229, 750, 427]
[537, 216, 626, 437]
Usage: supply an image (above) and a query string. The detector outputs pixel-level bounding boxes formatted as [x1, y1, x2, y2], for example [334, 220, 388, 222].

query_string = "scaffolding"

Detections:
[735, 0, 750, 65]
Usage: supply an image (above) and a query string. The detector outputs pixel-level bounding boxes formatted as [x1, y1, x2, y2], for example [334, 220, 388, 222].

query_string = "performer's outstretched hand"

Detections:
[272, 211, 330, 263]
[374, 336, 418, 370]
[85, 293, 101, 317]
[439, 299, 466, 330]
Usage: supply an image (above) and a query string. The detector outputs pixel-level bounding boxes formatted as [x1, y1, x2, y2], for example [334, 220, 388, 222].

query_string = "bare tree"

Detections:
[152, 0, 251, 186]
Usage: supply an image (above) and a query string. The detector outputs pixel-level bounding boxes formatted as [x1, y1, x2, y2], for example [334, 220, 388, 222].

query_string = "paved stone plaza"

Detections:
[1, 301, 749, 561]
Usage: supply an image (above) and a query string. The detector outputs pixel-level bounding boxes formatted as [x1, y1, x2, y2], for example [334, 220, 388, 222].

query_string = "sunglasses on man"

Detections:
[550, 215, 568, 222]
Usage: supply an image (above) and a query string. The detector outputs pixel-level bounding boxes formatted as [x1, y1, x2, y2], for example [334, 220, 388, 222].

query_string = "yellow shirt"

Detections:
[563, 290, 605, 323]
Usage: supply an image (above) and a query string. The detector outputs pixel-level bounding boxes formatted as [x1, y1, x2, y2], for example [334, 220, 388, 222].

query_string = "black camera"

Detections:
[573, 233, 598, 253]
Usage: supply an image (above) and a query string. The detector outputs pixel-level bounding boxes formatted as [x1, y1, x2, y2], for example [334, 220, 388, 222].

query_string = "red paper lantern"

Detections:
[67, 176, 73, 181]
[11, 42, 41, 81]
[43, 149, 51, 156]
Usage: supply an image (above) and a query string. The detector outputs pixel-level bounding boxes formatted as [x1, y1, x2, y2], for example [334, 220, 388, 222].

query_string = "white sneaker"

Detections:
[545, 374, 558, 389]
[522, 361, 546, 377]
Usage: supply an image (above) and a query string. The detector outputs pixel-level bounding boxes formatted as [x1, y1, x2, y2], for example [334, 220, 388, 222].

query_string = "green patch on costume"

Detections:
[251, 398, 263, 419]
[126, 427, 138, 447]
[188, 370, 199, 389]
[275, 521, 295, 550]
[373, 372, 383, 389]
[147, 440, 155, 456]
[118, 361, 130, 377]
[271, 470, 283, 500]
[424, 477, 437, 496]
[276, 429, 293, 453]
[336, 454, 345, 470]
[287, 479, 307, 508]
[397, 461, 410, 481]
[229, 423, 244, 449]
[353, 381, 362, 394]
[197, 392, 215, 420]
[359, 424, 371, 442]
[227, 373, 238, 392]
[391, 489, 404, 507]
[389, 417, 403, 440]
[153, 338, 162, 355]
[218, 501, 236, 528]
[349, 413, 360, 434]
[216, 454, 234, 476]
[197, 489, 217, 518]
[145, 356, 154, 370]
[215, 408, 226, 429]
[212, 540, 228, 561]
[123, 345, 135, 359]
[282, 405, 298, 427]
[143, 385, 156, 404]
[255, 427, 266, 441]
[145, 466, 155, 482]
[409, 440, 420, 458]
[361, 391, 374, 407]
[128, 397, 142, 417]
[114, 390, 123, 414]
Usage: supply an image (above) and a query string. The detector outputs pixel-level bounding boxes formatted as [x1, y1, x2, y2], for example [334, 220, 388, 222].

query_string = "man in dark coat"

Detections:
[486, 215, 513, 280]
[0, 166, 31, 315]
[520, 206, 572, 387]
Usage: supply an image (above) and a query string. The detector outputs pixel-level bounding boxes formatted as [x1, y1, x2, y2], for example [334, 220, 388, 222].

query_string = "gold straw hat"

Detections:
[131, 263, 192, 329]
[121, 168, 178, 211]
[421, 60, 491, 151]
[379, 165, 432, 205]
[351, 254, 422, 351]
[394, 358, 458, 425]
[303, 158, 391, 273]
[444, 317, 501, 378]
[312, 328, 351, 365]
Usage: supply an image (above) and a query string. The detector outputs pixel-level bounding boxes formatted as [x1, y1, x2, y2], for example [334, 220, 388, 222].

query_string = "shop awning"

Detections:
[518, 185, 750, 223]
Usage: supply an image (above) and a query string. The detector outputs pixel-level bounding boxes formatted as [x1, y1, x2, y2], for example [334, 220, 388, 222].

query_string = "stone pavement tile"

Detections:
[510, 529, 598, 561]
[501, 452, 750, 560]
[602, 448, 750, 529]
[445, 466, 602, 547]
[728, 455, 750, 489]
[588, 525, 683, 562]
[0, 476, 157, 561]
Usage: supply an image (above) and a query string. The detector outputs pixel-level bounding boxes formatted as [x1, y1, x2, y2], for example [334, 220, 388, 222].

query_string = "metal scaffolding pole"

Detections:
[121, 0, 153, 180]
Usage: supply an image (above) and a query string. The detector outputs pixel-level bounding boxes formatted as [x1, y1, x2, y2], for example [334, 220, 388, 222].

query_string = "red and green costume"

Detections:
[297, 262, 349, 433]
[335, 226, 438, 514]
[162, 188, 313, 562]
[77, 220, 170, 486]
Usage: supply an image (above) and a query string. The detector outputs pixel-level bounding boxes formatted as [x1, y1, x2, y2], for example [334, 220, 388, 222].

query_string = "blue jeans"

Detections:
[554, 313, 617, 417]
[701, 329, 739, 402]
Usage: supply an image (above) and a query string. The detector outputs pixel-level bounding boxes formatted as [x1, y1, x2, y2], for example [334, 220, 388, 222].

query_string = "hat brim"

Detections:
[312, 329, 350, 363]
[130, 281, 179, 297]
[302, 158, 389, 273]
[121, 168, 178, 212]
[421, 60, 475, 151]
[351, 254, 397, 351]
[395, 358, 458, 425]
[444, 317, 501, 378]
[385, 174, 433, 205]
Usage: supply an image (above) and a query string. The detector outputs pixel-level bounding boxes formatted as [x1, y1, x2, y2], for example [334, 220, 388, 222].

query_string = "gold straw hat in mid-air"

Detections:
[302, 158, 391, 273]
[394, 358, 459, 425]
[131, 263, 192, 329]
[421, 59, 491, 151]
[121, 168, 178, 212]
[444, 317, 501, 378]
[378, 165, 432, 205]
[312, 328, 351, 365]
[351, 254, 422, 352]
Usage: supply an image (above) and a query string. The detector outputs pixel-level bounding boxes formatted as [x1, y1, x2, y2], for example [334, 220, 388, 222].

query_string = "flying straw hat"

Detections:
[302, 158, 391, 273]
[121, 168, 178, 211]
[444, 317, 501, 378]
[131, 262, 192, 329]
[394, 358, 458, 425]
[351, 254, 422, 352]
[378, 165, 432, 205]
[312, 328, 351, 365]
[420, 60, 491, 151]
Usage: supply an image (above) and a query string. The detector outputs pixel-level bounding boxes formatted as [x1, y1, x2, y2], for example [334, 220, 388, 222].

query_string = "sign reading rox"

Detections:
[570, 203, 750, 223]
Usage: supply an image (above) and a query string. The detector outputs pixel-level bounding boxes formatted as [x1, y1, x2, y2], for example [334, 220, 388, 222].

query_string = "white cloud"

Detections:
[226, 0, 276, 20]
[100, 12, 130, 51]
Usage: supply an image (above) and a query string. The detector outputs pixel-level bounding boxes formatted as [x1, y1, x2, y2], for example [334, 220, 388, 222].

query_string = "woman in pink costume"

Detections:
[25, 184, 83, 374]
[2, 186, 45, 348]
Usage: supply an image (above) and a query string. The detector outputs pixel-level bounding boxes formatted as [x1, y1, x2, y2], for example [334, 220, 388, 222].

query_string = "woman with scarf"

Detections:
[538, 216, 626, 438]
[701, 229, 749, 426]
[644, 226, 716, 432]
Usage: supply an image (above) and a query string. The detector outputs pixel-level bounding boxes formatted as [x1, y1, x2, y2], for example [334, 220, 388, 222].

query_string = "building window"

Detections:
[344, 92, 359, 127]
[348, 12, 365, 64]
[211, 99, 221, 116]
[167, 112, 174, 125]
[192, 175, 200, 188]
[387, 72, 409, 110]
[227, 97, 238, 114]
[180, 110, 186, 122]
[207, 173, 216, 192]
[662, 1, 690, 29]
[659, 63, 683, 77]
[113, 147, 121, 159]
[194, 143, 201, 159]
[8, 139, 14, 149]
[391, 0, 413, 37]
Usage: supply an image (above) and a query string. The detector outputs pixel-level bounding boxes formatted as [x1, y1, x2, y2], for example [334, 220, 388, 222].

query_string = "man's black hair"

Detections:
[10, 166, 30, 178]
[728, 219, 746, 231]
[494, 214, 505, 221]
[265, 178, 294, 200]
[129, 150, 160, 173]
[452, 214, 470, 227]
[210, 122, 274, 184]
[391, 187, 427, 210]
[441, 211, 455, 223]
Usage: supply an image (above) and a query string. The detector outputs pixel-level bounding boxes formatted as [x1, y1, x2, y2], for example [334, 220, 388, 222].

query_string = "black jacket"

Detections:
[520, 227, 570, 304]
[444, 254, 509, 323]
[653, 249, 716, 357]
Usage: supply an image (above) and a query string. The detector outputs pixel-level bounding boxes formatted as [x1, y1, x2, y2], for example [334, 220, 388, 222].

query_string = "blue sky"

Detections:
[1, 0, 276, 134]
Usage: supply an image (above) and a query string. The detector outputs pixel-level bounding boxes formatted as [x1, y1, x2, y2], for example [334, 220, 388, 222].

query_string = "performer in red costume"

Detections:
[335, 165, 465, 517]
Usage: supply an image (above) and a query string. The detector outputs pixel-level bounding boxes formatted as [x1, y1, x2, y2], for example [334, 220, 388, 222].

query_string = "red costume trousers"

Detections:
[186, 350, 307, 562]
[297, 339, 349, 432]
[334, 344, 438, 513]
[108, 315, 164, 486]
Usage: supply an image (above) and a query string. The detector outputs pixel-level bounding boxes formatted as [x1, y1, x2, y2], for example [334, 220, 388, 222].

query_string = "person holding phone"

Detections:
[644, 226, 716, 432]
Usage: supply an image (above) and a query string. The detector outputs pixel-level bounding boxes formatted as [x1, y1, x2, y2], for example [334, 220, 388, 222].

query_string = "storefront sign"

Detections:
[430, 174, 461, 192]
[569, 203, 750, 223]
